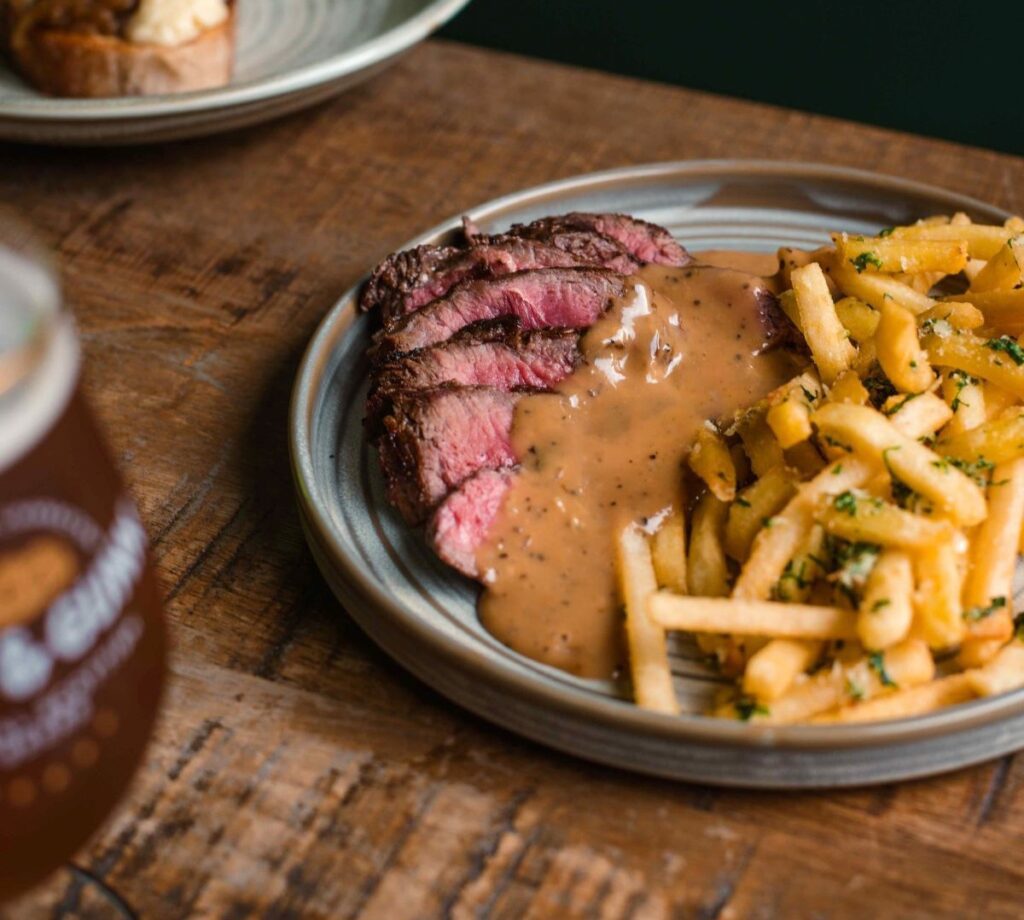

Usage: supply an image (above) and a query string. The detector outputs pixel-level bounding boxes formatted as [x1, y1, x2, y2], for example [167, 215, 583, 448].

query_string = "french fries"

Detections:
[790, 263, 856, 384]
[734, 640, 934, 724]
[812, 402, 987, 526]
[833, 233, 967, 275]
[614, 211, 1024, 725]
[688, 423, 736, 502]
[687, 491, 731, 598]
[858, 550, 914, 650]
[829, 264, 934, 314]
[875, 298, 933, 393]
[891, 222, 1014, 259]
[834, 297, 879, 343]
[941, 290, 1024, 335]
[968, 237, 1024, 293]
[724, 465, 798, 562]
[648, 594, 859, 640]
[616, 526, 679, 714]
[651, 510, 688, 595]
[923, 329, 1024, 400]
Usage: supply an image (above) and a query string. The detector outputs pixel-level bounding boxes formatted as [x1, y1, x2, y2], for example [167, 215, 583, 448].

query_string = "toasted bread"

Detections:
[5, 1, 234, 98]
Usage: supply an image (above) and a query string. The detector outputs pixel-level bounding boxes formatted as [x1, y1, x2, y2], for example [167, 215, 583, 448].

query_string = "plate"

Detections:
[290, 160, 1024, 787]
[0, 0, 470, 145]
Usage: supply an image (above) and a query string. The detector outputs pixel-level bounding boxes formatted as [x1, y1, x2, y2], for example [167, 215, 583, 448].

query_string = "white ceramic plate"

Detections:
[0, 0, 470, 144]
[290, 160, 1024, 787]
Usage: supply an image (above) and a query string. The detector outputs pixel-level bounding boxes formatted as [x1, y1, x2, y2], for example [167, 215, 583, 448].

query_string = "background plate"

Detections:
[291, 160, 1024, 788]
[0, 0, 470, 145]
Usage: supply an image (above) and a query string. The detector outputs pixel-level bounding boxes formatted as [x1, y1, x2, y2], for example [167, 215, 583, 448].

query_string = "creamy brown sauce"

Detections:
[475, 258, 797, 677]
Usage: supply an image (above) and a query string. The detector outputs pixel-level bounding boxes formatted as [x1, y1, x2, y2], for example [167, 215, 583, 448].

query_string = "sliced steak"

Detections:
[377, 268, 625, 357]
[372, 240, 588, 328]
[360, 242, 462, 316]
[377, 387, 524, 524]
[472, 212, 691, 268]
[367, 320, 580, 424]
[364, 236, 638, 328]
[427, 467, 515, 577]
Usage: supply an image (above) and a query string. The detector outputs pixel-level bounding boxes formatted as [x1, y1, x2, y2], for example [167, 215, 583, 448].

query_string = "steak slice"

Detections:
[427, 467, 515, 577]
[377, 268, 625, 357]
[473, 212, 691, 268]
[360, 242, 462, 316]
[364, 236, 637, 328]
[366, 319, 580, 424]
[376, 387, 523, 524]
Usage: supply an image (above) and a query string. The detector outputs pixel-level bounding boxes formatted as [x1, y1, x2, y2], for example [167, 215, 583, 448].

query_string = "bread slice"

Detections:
[6, 2, 235, 98]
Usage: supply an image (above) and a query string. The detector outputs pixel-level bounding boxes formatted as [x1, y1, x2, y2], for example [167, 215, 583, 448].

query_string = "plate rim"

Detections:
[290, 158, 1024, 756]
[0, 0, 471, 121]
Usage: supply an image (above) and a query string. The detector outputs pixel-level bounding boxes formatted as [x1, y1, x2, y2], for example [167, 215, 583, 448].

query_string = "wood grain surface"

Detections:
[5, 40, 1024, 919]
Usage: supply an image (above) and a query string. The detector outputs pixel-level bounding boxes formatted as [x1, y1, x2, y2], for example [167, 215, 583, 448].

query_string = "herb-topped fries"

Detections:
[619, 213, 1024, 723]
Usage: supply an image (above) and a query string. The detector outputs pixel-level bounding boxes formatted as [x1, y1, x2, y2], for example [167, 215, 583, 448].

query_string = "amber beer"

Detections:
[0, 242, 167, 901]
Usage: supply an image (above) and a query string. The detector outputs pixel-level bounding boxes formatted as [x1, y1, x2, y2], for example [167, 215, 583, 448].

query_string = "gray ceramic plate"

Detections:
[0, 0, 470, 145]
[290, 160, 1024, 788]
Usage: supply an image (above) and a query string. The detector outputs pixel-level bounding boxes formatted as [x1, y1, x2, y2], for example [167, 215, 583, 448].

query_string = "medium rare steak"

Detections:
[427, 467, 514, 577]
[366, 319, 580, 424]
[360, 211, 682, 326]
[360, 242, 462, 317]
[366, 240, 601, 329]
[471, 212, 691, 268]
[376, 268, 626, 357]
[376, 386, 524, 524]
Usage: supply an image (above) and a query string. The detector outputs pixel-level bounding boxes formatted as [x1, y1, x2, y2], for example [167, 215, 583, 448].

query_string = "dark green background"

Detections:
[441, 2, 1022, 156]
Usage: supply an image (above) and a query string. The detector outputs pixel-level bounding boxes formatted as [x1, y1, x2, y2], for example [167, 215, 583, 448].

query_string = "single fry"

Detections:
[940, 370, 986, 436]
[616, 526, 678, 714]
[833, 233, 967, 275]
[765, 371, 822, 449]
[858, 550, 914, 651]
[688, 423, 736, 502]
[938, 407, 1024, 466]
[875, 298, 933, 393]
[983, 382, 1018, 421]
[687, 491, 730, 598]
[885, 390, 953, 437]
[649, 593, 859, 640]
[918, 300, 985, 331]
[959, 637, 1009, 669]
[941, 289, 1024, 335]
[736, 412, 785, 477]
[967, 642, 1024, 697]
[969, 237, 1024, 293]
[923, 330, 1024, 401]
[830, 264, 935, 314]
[811, 402, 987, 526]
[724, 466, 798, 562]
[652, 510, 688, 594]
[743, 638, 822, 702]
[834, 296, 879, 342]
[913, 535, 965, 649]
[818, 491, 952, 550]
[815, 673, 975, 723]
[790, 262, 857, 384]
[828, 369, 870, 406]
[961, 459, 1024, 641]
[891, 223, 1013, 259]
[748, 640, 933, 725]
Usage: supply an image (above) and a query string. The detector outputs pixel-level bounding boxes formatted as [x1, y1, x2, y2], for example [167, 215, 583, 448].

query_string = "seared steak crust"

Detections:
[472, 212, 691, 268]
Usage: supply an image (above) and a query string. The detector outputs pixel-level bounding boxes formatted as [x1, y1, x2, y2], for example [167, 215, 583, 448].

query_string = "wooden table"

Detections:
[7, 40, 1024, 919]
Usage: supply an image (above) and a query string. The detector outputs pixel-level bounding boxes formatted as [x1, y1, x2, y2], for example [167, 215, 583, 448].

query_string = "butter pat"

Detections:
[126, 0, 229, 47]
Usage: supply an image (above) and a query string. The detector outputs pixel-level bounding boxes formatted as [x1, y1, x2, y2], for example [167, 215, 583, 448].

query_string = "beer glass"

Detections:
[0, 222, 167, 902]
